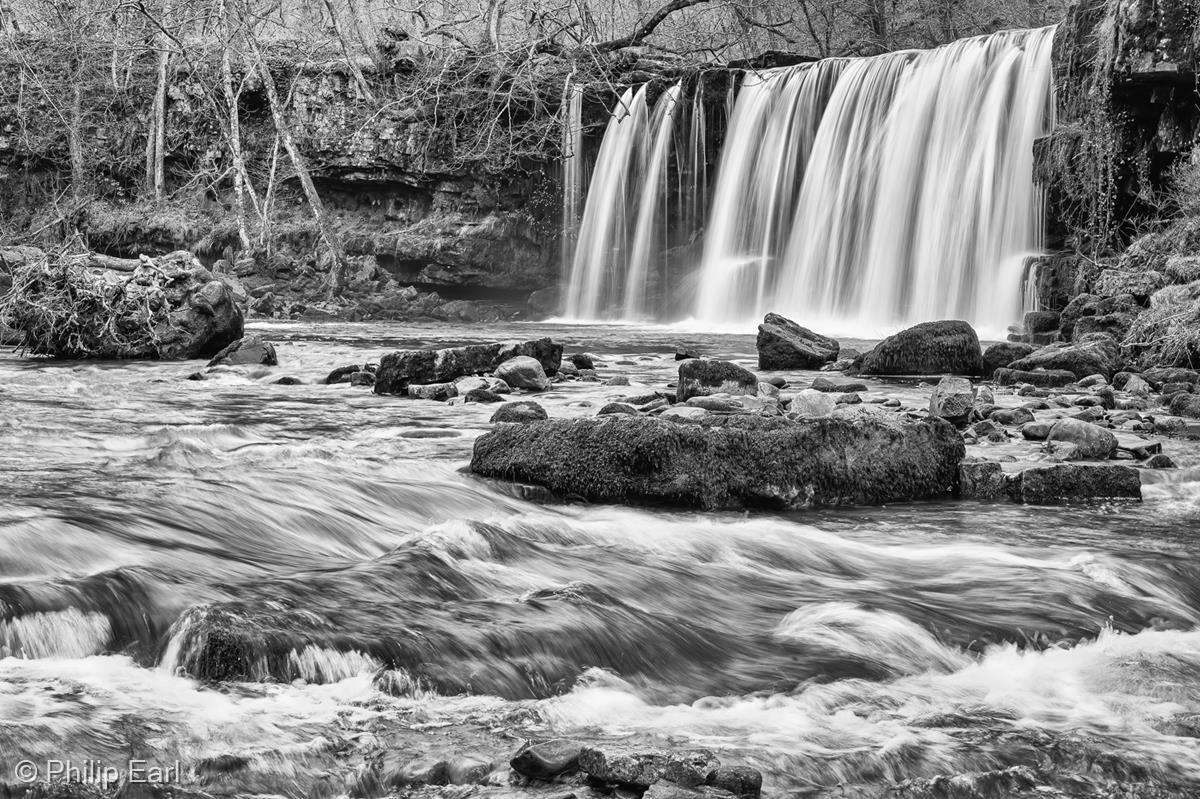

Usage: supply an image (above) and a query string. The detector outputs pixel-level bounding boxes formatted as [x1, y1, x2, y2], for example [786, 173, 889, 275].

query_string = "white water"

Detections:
[560, 79, 584, 285]
[568, 27, 1055, 332]
[563, 81, 700, 320]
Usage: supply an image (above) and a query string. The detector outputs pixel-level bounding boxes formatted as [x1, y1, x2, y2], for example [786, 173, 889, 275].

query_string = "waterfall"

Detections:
[560, 79, 584, 286]
[563, 27, 1055, 331]
[697, 27, 1056, 331]
[563, 81, 692, 320]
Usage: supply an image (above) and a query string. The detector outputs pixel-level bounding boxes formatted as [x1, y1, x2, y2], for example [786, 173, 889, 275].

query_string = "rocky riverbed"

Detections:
[2, 319, 1200, 799]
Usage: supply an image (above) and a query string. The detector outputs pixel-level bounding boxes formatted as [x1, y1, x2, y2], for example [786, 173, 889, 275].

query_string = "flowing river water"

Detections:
[2, 321, 1200, 797]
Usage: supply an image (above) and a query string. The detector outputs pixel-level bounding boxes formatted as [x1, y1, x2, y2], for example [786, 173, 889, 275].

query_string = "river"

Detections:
[2, 321, 1199, 797]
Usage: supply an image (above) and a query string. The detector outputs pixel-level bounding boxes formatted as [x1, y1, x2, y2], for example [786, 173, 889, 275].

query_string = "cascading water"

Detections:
[566, 27, 1055, 330]
[698, 27, 1055, 331]
[563, 81, 701, 320]
[560, 79, 584, 284]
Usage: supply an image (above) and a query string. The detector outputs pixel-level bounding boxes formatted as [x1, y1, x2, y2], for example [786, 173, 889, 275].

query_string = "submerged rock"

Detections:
[374, 338, 562, 394]
[470, 414, 965, 510]
[207, 334, 278, 367]
[856, 320, 982, 376]
[677, 359, 758, 402]
[756, 312, 839, 369]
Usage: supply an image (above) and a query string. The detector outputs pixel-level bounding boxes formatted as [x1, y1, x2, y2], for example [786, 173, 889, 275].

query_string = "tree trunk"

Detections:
[216, 0, 252, 249]
[248, 34, 345, 298]
[322, 0, 375, 101]
[69, 81, 86, 206]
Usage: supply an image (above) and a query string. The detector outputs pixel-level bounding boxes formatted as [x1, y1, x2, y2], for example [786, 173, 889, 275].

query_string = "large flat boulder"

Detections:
[470, 415, 965, 510]
[756, 313, 839, 369]
[375, 338, 562, 394]
[856, 320, 982, 376]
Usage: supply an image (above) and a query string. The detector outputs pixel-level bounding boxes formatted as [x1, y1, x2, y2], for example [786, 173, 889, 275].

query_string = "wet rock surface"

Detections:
[374, 338, 562, 394]
[755, 313, 839, 369]
[470, 414, 966, 510]
[855, 320, 983, 376]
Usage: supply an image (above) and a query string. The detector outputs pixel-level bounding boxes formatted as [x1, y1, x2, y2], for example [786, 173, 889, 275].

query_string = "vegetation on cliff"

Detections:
[1, 0, 1067, 308]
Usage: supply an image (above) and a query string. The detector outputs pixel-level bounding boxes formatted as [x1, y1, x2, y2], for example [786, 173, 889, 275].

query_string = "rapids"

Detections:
[2, 321, 1200, 796]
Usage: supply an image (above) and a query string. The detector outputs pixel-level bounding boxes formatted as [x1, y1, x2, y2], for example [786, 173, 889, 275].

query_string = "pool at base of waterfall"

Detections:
[1, 320, 1199, 799]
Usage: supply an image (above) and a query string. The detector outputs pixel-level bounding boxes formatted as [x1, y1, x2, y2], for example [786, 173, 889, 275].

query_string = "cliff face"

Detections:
[1043, 0, 1198, 250]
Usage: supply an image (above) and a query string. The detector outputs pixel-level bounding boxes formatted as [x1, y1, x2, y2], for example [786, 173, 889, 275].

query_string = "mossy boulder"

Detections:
[855, 320, 982, 376]
[469, 414, 965, 510]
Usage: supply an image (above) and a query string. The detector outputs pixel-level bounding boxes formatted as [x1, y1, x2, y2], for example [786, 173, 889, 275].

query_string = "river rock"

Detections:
[989, 407, 1035, 426]
[1143, 367, 1200, 388]
[455, 375, 510, 395]
[207, 334, 277, 367]
[677, 359, 758, 402]
[993, 368, 1077, 387]
[408, 382, 456, 401]
[349, 371, 375, 387]
[463, 387, 503, 403]
[788, 389, 836, 418]
[983, 342, 1035, 377]
[957, 460, 1007, 499]
[599, 402, 640, 416]
[1124, 374, 1152, 396]
[1045, 418, 1118, 460]
[662, 751, 722, 788]
[756, 313, 839, 369]
[686, 396, 747, 413]
[470, 414, 965, 510]
[1007, 464, 1141, 503]
[570, 353, 595, 369]
[708, 766, 763, 798]
[856, 320, 982, 376]
[490, 401, 548, 423]
[811, 376, 868, 393]
[496, 356, 550, 391]
[928, 376, 975, 426]
[326, 364, 373, 384]
[1021, 421, 1053, 440]
[1169, 393, 1200, 418]
[1024, 310, 1061, 334]
[375, 338, 562, 394]
[644, 785, 738, 799]
[579, 748, 667, 788]
[510, 739, 583, 780]
[1008, 333, 1122, 379]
